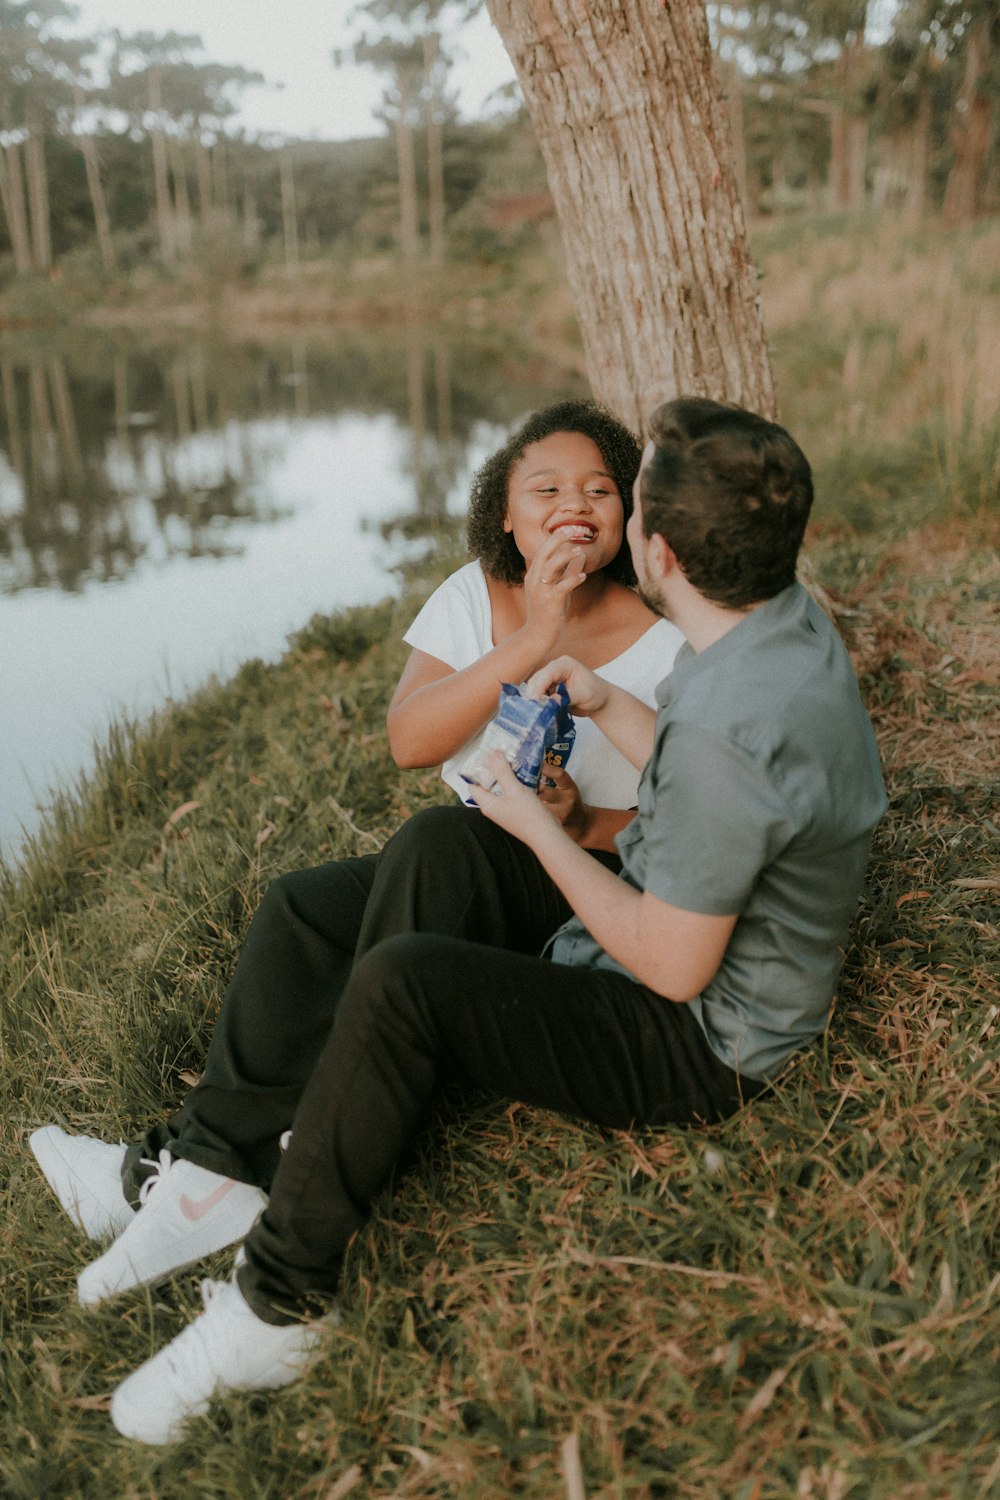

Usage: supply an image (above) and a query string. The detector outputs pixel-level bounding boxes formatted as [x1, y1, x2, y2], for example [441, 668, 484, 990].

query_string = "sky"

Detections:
[63, 0, 520, 141]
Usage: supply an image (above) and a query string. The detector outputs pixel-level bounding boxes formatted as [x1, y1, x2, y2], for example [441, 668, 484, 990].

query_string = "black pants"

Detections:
[124, 806, 613, 1198]
[123, 805, 763, 1321]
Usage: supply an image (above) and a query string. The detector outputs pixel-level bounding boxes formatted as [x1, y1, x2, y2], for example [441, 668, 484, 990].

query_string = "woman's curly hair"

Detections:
[466, 400, 642, 586]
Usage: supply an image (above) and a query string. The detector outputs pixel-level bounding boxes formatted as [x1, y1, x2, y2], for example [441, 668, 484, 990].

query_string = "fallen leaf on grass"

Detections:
[163, 799, 200, 831]
[896, 891, 930, 907]
[321, 1464, 364, 1499]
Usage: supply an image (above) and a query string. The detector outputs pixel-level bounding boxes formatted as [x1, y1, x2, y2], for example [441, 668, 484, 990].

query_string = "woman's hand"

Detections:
[536, 765, 592, 844]
[521, 534, 588, 651]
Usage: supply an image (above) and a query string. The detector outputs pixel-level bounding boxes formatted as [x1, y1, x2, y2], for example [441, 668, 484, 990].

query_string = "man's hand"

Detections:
[524, 656, 610, 718]
[466, 753, 567, 850]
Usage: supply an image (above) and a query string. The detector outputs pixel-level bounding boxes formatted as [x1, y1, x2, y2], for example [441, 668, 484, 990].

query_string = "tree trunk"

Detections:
[24, 117, 52, 271]
[0, 142, 35, 275]
[722, 59, 750, 221]
[484, 0, 775, 432]
[280, 152, 299, 272]
[168, 136, 193, 255]
[846, 115, 868, 209]
[943, 20, 991, 225]
[76, 100, 117, 273]
[828, 105, 850, 210]
[424, 31, 446, 268]
[905, 89, 932, 224]
[396, 68, 421, 265]
[195, 137, 215, 229]
[148, 71, 176, 263]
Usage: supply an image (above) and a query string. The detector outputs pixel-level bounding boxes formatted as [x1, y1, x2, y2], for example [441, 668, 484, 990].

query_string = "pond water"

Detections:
[0, 328, 583, 862]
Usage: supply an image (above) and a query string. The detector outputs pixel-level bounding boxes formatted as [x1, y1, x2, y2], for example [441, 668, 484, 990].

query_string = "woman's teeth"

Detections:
[553, 524, 596, 542]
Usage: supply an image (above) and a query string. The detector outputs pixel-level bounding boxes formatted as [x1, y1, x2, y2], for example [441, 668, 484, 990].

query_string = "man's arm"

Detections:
[468, 756, 736, 1002]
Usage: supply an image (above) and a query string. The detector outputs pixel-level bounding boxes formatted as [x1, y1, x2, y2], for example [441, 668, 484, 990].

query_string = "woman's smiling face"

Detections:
[502, 430, 624, 573]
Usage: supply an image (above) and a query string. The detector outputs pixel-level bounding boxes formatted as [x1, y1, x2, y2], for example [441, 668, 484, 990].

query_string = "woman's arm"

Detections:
[387, 537, 589, 769]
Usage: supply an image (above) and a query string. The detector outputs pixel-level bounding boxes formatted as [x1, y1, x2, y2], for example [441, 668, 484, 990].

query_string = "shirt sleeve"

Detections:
[402, 568, 490, 674]
[640, 725, 797, 916]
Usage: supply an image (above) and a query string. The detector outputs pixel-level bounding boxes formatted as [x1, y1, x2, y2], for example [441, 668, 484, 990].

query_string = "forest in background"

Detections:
[0, 0, 997, 299]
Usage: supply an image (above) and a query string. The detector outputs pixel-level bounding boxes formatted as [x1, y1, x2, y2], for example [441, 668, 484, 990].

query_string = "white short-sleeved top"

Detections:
[402, 560, 685, 807]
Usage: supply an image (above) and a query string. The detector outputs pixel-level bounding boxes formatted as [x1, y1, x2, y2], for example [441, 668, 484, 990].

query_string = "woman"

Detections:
[31, 400, 684, 1306]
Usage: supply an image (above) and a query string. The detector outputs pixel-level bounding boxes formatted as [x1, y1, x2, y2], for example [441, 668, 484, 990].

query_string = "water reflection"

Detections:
[0, 328, 584, 857]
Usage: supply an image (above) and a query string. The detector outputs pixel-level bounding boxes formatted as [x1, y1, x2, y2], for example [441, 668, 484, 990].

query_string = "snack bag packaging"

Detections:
[460, 682, 575, 797]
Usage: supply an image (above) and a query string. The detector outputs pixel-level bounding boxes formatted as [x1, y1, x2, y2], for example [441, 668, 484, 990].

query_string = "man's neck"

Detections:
[670, 588, 765, 654]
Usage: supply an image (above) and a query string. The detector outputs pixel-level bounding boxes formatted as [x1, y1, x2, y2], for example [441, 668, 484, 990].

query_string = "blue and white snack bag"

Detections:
[460, 682, 575, 796]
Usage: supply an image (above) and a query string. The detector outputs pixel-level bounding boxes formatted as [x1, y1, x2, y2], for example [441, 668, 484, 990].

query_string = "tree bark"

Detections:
[484, 0, 775, 432]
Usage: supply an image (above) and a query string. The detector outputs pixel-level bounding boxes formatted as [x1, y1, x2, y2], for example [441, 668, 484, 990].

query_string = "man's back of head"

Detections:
[641, 398, 814, 610]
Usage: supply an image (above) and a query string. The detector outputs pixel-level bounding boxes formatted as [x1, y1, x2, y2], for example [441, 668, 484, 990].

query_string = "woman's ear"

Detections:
[502, 508, 513, 534]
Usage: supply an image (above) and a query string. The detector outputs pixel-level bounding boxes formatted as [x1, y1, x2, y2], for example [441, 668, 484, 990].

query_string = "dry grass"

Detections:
[0, 212, 998, 1497]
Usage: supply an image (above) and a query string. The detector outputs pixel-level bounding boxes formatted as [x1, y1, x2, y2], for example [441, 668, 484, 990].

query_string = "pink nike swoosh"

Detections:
[179, 1178, 238, 1222]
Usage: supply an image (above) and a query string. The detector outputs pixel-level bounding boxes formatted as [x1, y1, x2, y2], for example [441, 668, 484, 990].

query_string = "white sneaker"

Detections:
[110, 1277, 326, 1445]
[77, 1157, 266, 1307]
[29, 1126, 134, 1241]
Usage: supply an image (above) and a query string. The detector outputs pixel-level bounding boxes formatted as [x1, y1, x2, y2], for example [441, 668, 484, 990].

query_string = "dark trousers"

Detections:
[125, 805, 597, 1199]
[123, 805, 763, 1323]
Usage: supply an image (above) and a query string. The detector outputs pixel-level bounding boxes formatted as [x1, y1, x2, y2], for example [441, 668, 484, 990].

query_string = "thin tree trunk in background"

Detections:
[0, 142, 35, 274]
[485, 0, 775, 431]
[48, 359, 83, 495]
[828, 106, 850, 210]
[77, 112, 116, 272]
[846, 116, 868, 209]
[396, 68, 421, 264]
[424, 31, 446, 268]
[1, 358, 26, 478]
[28, 363, 55, 496]
[148, 70, 176, 262]
[943, 20, 991, 225]
[24, 118, 52, 271]
[242, 170, 260, 249]
[195, 137, 214, 229]
[905, 89, 931, 224]
[168, 136, 193, 255]
[213, 139, 231, 221]
[280, 152, 299, 272]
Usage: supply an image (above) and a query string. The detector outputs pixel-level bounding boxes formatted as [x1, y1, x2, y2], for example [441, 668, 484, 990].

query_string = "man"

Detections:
[107, 397, 887, 1444]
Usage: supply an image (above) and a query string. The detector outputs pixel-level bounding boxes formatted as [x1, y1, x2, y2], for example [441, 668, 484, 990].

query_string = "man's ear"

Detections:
[647, 531, 677, 578]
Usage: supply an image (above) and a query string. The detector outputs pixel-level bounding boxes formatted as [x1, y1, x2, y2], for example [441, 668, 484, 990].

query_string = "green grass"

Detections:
[1, 217, 999, 1496]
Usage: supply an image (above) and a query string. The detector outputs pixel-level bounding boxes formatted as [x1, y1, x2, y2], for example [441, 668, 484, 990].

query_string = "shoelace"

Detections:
[136, 1147, 173, 1206]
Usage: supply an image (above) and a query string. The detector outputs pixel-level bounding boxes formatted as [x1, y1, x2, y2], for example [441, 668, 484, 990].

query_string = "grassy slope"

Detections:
[1, 219, 998, 1498]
